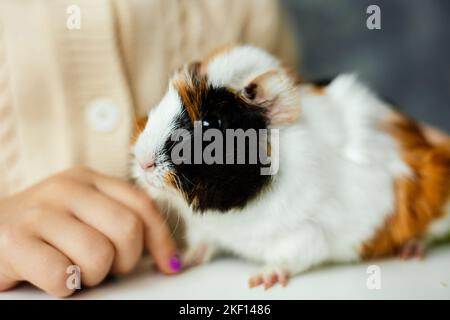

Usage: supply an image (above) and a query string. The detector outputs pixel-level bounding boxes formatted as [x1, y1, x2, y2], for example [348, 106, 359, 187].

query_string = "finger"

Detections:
[62, 168, 178, 273]
[92, 174, 179, 274]
[60, 183, 144, 275]
[31, 209, 114, 287]
[0, 269, 19, 291]
[5, 236, 75, 297]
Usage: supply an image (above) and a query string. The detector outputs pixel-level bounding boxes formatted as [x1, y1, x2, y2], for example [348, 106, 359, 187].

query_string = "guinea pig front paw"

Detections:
[182, 243, 215, 268]
[248, 266, 290, 290]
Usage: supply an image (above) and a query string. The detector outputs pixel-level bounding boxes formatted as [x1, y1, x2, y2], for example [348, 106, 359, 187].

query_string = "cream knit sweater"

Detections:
[0, 0, 297, 197]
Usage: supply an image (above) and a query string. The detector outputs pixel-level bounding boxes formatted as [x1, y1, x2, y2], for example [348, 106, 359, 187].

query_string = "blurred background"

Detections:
[282, 0, 450, 131]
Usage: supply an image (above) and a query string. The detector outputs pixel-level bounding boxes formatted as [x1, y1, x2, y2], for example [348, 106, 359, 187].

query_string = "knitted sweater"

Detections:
[0, 0, 297, 197]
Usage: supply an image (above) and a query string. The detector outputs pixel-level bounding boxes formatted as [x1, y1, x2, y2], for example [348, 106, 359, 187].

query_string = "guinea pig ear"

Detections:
[241, 69, 301, 126]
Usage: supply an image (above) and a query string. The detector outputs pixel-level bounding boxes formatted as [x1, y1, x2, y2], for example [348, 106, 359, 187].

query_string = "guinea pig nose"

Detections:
[141, 161, 156, 172]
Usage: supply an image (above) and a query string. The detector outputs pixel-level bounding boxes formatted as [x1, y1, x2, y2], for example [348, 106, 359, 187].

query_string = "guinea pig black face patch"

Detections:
[161, 69, 273, 213]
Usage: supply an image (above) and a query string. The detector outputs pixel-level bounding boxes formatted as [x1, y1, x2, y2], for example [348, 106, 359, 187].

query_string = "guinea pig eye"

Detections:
[202, 115, 222, 130]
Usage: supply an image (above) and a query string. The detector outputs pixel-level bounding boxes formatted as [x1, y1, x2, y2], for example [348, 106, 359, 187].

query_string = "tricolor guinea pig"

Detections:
[132, 45, 450, 289]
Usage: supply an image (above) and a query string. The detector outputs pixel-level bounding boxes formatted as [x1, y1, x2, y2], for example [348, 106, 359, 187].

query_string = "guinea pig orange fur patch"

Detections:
[173, 68, 208, 123]
[164, 171, 180, 190]
[131, 115, 148, 144]
[165, 170, 203, 210]
[307, 84, 326, 96]
[361, 111, 450, 259]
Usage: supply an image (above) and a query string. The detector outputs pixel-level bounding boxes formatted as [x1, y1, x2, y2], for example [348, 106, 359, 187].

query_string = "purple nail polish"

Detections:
[169, 255, 182, 272]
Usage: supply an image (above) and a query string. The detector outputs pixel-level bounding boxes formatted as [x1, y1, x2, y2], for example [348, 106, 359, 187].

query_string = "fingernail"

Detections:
[169, 254, 182, 272]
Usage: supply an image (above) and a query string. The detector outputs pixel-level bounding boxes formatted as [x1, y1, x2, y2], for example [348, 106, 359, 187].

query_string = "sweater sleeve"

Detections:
[0, 15, 22, 198]
[112, 0, 300, 119]
[241, 0, 300, 72]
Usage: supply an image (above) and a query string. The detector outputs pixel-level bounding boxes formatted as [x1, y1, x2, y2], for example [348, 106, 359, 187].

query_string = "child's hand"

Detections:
[0, 167, 180, 297]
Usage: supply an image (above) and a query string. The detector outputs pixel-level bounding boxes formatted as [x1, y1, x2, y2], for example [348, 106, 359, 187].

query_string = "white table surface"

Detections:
[1, 245, 449, 300]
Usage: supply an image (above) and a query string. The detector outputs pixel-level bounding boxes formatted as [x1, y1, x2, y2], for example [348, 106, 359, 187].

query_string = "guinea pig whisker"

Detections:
[169, 204, 181, 238]
[180, 172, 195, 186]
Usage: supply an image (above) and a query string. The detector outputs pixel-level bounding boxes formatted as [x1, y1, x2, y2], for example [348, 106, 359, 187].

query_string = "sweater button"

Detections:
[86, 98, 120, 132]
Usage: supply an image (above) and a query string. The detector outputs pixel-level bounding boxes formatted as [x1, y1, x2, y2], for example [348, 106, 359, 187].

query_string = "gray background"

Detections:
[282, 0, 450, 131]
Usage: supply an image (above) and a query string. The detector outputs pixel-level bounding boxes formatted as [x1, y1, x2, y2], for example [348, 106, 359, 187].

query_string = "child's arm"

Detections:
[0, 167, 181, 297]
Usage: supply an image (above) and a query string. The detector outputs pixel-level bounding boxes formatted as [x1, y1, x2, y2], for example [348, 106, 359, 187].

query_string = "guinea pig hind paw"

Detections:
[248, 268, 290, 290]
[399, 239, 426, 260]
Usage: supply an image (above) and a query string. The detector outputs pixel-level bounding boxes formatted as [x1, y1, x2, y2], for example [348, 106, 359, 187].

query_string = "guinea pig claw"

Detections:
[248, 268, 289, 290]
[248, 276, 264, 288]
[278, 273, 289, 287]
[265, 273, 279, 290]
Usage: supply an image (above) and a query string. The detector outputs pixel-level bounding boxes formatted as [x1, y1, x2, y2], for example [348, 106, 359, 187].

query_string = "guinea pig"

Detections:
[132, 45, 450, 289]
